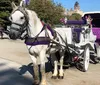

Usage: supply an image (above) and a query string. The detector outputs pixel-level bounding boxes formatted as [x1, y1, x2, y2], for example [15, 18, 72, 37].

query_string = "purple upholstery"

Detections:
[72, 28, 83, 43]
[92, 28, 100, 44]
[66, 20, 86, 25]
[92, 28, 100, 39]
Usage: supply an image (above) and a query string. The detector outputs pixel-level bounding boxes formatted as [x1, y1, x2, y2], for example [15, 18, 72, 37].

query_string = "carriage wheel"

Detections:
[93, 43, 100, 63]
[83, 45, 90, 72]
[76, 45, 90, 72]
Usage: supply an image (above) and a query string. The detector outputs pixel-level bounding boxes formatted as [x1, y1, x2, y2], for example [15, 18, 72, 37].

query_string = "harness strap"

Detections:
[25, 23, 58, 46]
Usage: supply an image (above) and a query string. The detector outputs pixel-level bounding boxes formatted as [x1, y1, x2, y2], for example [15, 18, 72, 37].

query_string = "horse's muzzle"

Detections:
[9, 28, 21, 40]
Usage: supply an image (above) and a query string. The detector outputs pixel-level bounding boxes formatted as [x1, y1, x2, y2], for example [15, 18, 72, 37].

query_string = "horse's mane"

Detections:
[26, 8, 41, 27]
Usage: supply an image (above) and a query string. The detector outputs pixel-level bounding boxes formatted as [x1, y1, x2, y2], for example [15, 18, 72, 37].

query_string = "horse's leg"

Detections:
[52, 60, 58, 79]
[58, 50, 64, 79]
[0, 31, 1, 39]
[0, 31, 3, 39]
[40, 50, 47, 85]
[51, 53, 58, 79]
[30, 55, 40, 85]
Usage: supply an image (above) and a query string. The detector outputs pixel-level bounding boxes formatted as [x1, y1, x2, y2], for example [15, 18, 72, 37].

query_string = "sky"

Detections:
[53, 0, 100, 12]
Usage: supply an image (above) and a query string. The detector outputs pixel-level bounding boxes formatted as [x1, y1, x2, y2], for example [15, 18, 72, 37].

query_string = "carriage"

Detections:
[54, 21, 91, 72]
[54, 11, 100, 72]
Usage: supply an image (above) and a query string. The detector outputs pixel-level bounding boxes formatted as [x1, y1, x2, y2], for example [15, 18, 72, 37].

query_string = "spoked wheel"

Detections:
[76, 45, 90, 72]
[83, 45, 90, 72]
[93, 43, 100, 63]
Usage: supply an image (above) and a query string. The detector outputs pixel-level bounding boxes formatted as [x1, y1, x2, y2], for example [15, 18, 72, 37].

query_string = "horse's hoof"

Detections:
[58, 76, 64, 79]
[58, 74, 64, 79]
[32, 81, 40, 85]
[51, 76, 57, 79]
[32, 83, 39, 85]
[58, 73, 64, 79]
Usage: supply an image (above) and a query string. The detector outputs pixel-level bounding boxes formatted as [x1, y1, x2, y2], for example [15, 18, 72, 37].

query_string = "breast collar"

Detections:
[25, 23, 57, 46]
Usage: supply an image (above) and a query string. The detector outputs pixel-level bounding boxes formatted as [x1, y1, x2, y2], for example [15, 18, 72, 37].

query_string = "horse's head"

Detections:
[9, 1, 29, 40]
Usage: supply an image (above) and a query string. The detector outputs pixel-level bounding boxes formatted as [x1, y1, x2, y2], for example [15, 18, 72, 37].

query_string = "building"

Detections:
[65, 1, 84, 16]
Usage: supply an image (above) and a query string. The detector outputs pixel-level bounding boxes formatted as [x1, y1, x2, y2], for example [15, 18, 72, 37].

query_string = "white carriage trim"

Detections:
[82, 11, 100, 17]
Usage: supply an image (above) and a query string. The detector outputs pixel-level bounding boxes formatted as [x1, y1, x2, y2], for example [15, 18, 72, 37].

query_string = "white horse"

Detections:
[9, 1, 68, 85]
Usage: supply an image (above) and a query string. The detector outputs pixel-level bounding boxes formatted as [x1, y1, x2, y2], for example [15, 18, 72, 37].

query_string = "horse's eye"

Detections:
[20, 16, 24, 20]
[9, 16, 12, 21]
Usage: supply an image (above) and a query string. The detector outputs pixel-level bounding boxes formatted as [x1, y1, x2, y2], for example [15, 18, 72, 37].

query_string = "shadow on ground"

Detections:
[0, 37, 9, 39]
[19, 61, 53, 76]
[0, 63, 33, 85]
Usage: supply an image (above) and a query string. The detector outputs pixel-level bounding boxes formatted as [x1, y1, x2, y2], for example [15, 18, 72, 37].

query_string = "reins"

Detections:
[10, 6, 68, 50]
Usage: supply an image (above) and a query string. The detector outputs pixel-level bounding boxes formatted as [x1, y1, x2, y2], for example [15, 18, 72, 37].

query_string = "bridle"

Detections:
[9, 6, 29, 39]
[9, 6, 49, 40]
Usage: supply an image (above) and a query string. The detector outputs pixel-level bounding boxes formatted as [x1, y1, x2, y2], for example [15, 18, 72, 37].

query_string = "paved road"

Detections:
[0, 37, 100, 85]
[0, 37, 33, 85]
[0, 58, 33, 85]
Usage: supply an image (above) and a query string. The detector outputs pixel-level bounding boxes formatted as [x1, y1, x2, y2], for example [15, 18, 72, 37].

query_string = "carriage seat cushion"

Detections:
[66, 20, 86, 25]
[72, 28, 83, 43]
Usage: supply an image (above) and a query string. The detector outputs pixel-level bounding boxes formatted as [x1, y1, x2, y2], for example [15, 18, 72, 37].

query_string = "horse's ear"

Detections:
[20, 0, 25, 8]
[20, 0, 23, 6]
[11, 2, 17, 9]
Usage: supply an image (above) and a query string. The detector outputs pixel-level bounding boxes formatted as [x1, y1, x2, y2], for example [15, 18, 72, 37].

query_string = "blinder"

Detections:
[9, 6, 29, 39]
